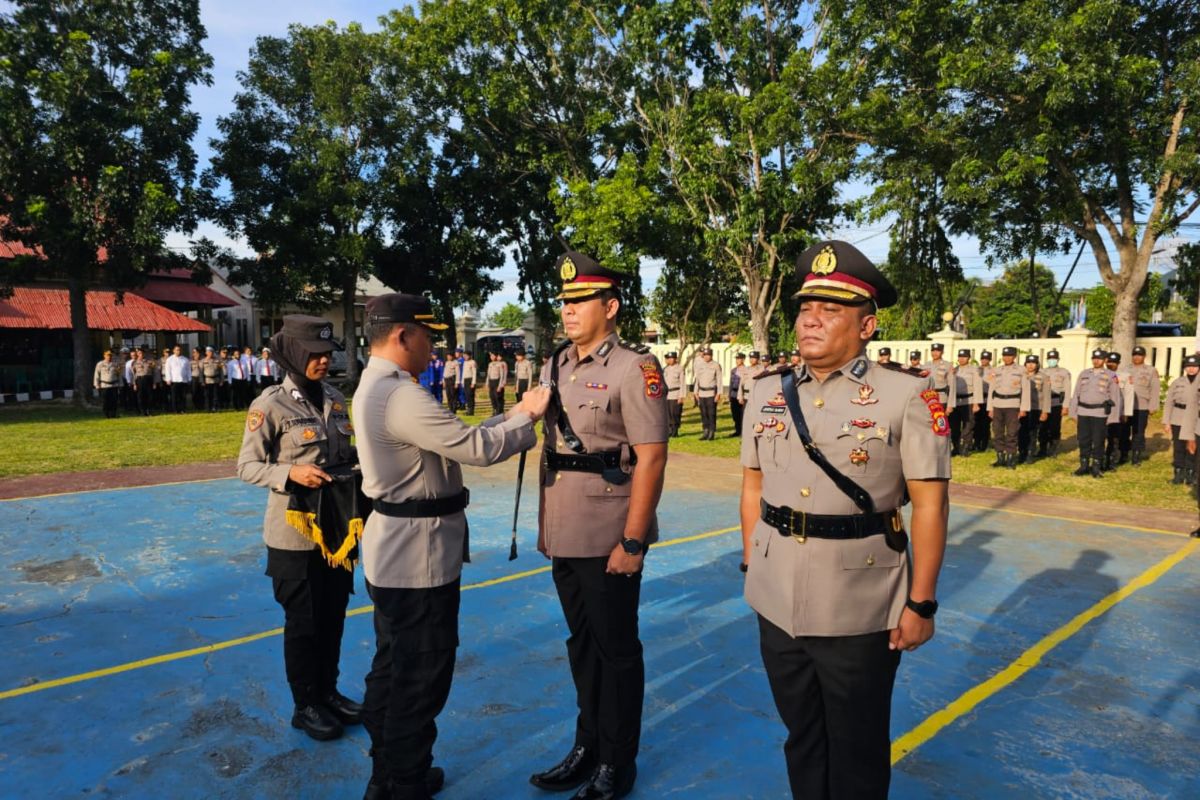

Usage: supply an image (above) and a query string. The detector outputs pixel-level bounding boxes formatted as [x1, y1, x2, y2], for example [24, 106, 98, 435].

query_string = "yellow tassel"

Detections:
[285, 509, 362, 572]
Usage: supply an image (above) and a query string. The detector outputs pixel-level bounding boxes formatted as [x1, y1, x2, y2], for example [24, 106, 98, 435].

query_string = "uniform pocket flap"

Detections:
[584, 478, 633, 498]
[839, 536, 902, 570]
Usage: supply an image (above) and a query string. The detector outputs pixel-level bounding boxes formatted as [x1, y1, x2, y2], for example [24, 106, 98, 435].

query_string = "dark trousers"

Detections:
[444, 377, 458, 412]
[1128, 409, 1150, 453]
[731, 398, 746, 437]
[463, 380, 476, 415]
[99, 387, 119, 417]
[1106, 421, 1123, 462]
[1077, 415, 1107, 461]
[973, 404, 991, 450]
[170, 382, 188, 413]
[949, 404, 973, 454]
[204, 382, 219, 411]
[1172, 425, 1188, 469]
[218, 382, 230, 409]
[668, 400, 683, 436]
[488, 379, 503, 415]
[135, 376, 155, 415]
[516, 378, 530, 401]
[269, 549, 353, 707]
[364, 579, 460, 792]
[1039, 406, 1064, 452]
[192, 380, 203, 410]
[231, 379, 249, 410]
[698, 396, 717, 435]
[991, 407, 1019, 454]
[758, 615, 900, 800]
[552, 556, 644, 767]
[1017, 411, 1040, 459]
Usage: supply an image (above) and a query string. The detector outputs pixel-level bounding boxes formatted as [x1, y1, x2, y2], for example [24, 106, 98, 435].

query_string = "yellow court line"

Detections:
[0, 526, 737, 703]
[951, 500, 1189, 538]
[0, 475, 232, 503]
[891, 537, 1199, 765]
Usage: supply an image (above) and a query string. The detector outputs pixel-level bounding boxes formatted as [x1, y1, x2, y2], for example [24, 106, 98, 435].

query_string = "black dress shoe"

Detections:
[572, 763, 636, 800]
[530, 745, 596, 792]
[323, 690, 363, 725]
[291, 703, 343, 741]
[362, 767, 444, 800]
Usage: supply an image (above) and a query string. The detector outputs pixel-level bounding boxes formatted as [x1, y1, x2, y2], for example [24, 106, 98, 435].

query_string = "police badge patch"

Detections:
[640, 362, 664, 399]
[246, 410, 265, 432]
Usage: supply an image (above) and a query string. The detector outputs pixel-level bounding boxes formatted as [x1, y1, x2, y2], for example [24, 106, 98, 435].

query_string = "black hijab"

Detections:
[269, 331, 326, 410]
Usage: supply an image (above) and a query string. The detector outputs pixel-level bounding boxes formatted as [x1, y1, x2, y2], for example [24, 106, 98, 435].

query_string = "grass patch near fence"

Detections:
[1, 393, 1191, 513]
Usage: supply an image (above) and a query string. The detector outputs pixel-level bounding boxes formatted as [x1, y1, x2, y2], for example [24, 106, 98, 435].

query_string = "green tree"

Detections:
[1172, 241, 1200, 306]
[0, 0, 212, 401]
[1070, 273, 1171, 335]
[488, 303, 529, 331]
[827, 0, 1200, 357]
[970, 261, 1070, 338]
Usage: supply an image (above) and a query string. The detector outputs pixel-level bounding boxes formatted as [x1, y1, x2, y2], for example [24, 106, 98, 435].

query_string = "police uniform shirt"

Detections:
[132, 358, 154, 380]
[486, 359, 507, 383]
[988, 363, 1028, 410]
[1126, 362, 1160, 413]
[352, 356, 536, 589]
[692, 358, 722, 397]
[237, 376, 356, 551]
[1042, 366, 1072, 407]
[1111, 368, 1133, 416]
[921, 358, 956, 406]
[94, 360, 122, 387]
[201, 356, 224, 384]
[443, 357, 459, 381]
[515, 359, 534, 382]
[539, 333, 670, 558]
[1163, 374, 1195, 428]
[952, 363, 984, 407]
[738, 362, 767, 403]
[1026, 370, 1046, 412]
[740, 357, 951, 637]
[663, 363, 685, 401]
[1069, 367, 1122, 424]
[462, 357, 478, 382]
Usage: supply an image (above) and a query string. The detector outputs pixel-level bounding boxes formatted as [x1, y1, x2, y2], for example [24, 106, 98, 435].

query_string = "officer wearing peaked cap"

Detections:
[975, 350, 994, 452]
[951, 349, 983, 457]
[1103, 352, 1131, 470]
[1163, 354, 1199, 485]
[1039, 349, 1071, 457]
[741, 240, 948, 799]
[663, 351, 684, 437]
[1124, 345, 1160, 465]
[692, 346, 722, 439]
[1069, 348, 1121, 477]
[531, 251, 669, 800]
[876, 346, 892, 366]
[987, 346, 1027, 468]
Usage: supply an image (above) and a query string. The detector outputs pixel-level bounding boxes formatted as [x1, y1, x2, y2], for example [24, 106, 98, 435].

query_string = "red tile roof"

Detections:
[132, 278, 238, 308]
[0, 287, 211, 332]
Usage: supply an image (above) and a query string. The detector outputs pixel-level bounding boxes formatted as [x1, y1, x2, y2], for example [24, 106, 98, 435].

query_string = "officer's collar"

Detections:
[796, 355, 871, 386]
[566, 331, 620, 366]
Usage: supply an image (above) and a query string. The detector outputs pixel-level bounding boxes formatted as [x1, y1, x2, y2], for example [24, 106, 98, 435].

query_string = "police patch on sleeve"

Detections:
[640, 362, 665, 399]
[920, 389, 950, 436]
[246, 410, 265, 432]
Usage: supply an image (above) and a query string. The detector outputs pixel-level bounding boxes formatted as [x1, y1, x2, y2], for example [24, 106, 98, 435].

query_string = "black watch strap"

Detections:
[621, 537, 644, 555]
[905, 597, 938, 618]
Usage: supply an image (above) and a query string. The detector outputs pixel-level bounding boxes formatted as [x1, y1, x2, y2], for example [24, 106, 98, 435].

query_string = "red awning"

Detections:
[132, 278, 238, 308]
[0, 287, 211, 332]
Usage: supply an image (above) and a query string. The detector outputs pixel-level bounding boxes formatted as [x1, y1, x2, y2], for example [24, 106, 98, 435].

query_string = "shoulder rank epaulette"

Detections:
[754, 364, 793, 380]
[618, 340, 651, 355]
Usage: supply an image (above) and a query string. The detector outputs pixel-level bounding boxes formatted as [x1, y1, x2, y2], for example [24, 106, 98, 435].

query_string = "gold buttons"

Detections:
[814, 398, 824, 408]
[605, 486, 612, 493]
[866, 554, 875, 566]
[800, 487, 811, 497]
[588, 399, 595, 406]
[570, 374, 578, 382]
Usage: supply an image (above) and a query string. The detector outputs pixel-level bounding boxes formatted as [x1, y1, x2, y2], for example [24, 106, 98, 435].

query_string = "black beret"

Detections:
[735, 352, 745, 359]
[365, 293, 448, 331]
[278, 315, 343, 353]
[557, 251, 624, 300]
[665, 351, 678, 359]
[1002, 346, 1018, 356]
[793, 240, 898, 308]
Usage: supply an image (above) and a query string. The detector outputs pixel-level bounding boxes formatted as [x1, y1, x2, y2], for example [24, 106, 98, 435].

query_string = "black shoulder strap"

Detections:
[548, 341, 586, 454]
[780, 371, 876, 514]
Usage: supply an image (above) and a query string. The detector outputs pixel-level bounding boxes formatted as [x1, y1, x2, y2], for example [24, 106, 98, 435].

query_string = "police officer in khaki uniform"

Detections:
[1123, 345, 1160, 465]
[1017, 354, 1046, 463]
[461, 350, 478, 415]
[130, 347, 154, 416]
[1039, 348, 1072, 457]
[530, 252, 668, 800]
[1173, 369, 1200, 537]
[353, 294, 548, 800]
[729, 352, 749, 437]
[974, 350, 993, 452]
[1163, 355, 1199, 484]
[876, 346, 892, 366]
[515, 349, 535, 401]
[200, 346, 224, 412]
[951, 348, 983, 457]
[663, 351, 684, 437]
[737, 351, 766, 438]
[741, 240, 949, 799]
[692, 346, 722, 440]
[486, 350, 508, 415]
[921, 343, 956, 410]
[1069, 348, 1122, 477]
[1104, 352, 1131, 470]
[237, 316, 363, 744]
[904, 349, 926, 376]
[988, 346, 1027, 468]
[443, 346, 461, 412]
[93, 350, 123, 418]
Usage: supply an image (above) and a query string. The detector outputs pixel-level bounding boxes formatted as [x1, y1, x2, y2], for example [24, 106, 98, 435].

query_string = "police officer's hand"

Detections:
[606, 544, 643, 577]
[1018, 410, 1026, 419]
[1189, 440, 1196, 456]
[512, 385, 550, 421]
[288, 463, 332, 489]
[889, 608, 934, 652]
[1040, 412, 1049, 422]
[972, 404, 979, 413]
[988, 409, 994, 419]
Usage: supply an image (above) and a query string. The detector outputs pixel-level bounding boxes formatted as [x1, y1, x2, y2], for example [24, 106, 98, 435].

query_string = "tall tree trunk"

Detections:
[746, 270, 772, 356]
[1110, 283, 1139, 359]
[67, 273, 90, 407]
[341, 267, 360, 384]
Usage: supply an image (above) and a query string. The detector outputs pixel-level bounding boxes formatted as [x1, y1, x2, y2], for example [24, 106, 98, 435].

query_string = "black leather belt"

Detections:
[99, 381, 118, 386]
[934, 385, 949, 392]
[760, 498, 901, 543]
[698, 385, 715, 391]
[545, 450, 628, 472]
[667, 386, 680, 392]
[1176, 402, 1188, 410]
[1078, 401, 1108, 410]
[373, 488, 469, 518]
[993, 392, 1021, 399]
[1051, 392, 1065, 401]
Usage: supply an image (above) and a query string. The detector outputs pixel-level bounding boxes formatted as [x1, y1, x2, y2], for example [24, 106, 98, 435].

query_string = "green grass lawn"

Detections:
[1, 393, 1191, 512]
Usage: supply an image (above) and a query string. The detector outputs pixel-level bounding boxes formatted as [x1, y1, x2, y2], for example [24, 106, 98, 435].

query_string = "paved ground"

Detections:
[1, 453, 1197, 799]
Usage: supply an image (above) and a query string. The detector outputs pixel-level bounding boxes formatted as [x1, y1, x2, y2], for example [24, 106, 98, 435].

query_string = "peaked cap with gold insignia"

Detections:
[556, 251, 625, 301]
[793, 240, 898, 308]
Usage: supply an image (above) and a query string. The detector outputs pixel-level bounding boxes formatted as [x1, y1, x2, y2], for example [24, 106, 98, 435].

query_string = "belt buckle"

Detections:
[891, 510, 903, 532]
[789, 509, 807, 544]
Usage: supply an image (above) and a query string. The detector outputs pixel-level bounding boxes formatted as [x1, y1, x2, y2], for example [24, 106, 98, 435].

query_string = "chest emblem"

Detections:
[302, 427, 318, 441]
[851, 383, 879, 405]
[920, 389, 951, 436]
[754, 418, 787, 434]
[585, 382, 608, 390]
[766, 391, 787, 408]
[246, 410, 264, 432]
[849, 447, 870, 466]
[639, 362, 664, 399]
[332, 401, 344, 411]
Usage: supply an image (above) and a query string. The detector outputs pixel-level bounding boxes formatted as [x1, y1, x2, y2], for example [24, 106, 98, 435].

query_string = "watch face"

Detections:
[622, 538, 642, 555]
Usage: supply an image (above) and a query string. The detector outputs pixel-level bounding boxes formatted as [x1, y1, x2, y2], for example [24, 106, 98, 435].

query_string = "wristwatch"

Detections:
[621, 537, 644, 556]
[905, 597, 939, 619]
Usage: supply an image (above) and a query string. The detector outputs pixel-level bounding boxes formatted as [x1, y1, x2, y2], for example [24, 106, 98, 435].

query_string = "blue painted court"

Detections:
[1, 462, 1197, 799]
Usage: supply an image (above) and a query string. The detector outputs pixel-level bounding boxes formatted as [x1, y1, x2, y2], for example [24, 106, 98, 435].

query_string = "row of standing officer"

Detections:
[1169, 355, 1200, 537]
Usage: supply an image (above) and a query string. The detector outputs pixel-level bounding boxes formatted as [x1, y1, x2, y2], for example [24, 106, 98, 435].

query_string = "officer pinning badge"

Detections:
[640, 362, 664, 399]
[811, 245, 838, 275]
[560, 256, 577, 280]
[851, 383, 878, 405]
[920, 389, 951, 436]
[849, 447, 870, 466]
[246, 410, 265, 432]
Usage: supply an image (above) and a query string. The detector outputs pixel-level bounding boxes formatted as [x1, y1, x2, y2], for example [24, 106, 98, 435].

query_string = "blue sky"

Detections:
[167, 1, 1190, 317]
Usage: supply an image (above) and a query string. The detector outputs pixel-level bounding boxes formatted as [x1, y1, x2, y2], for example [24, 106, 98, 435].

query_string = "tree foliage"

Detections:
[969, 262, 1069, 338]
[488, 302, 529, 331]
[0, 0, 211, 400]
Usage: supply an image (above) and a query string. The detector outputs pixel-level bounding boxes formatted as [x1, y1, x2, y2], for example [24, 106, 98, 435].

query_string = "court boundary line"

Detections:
[891, 537, 1199, 764]
[0, 526, 738, 703]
